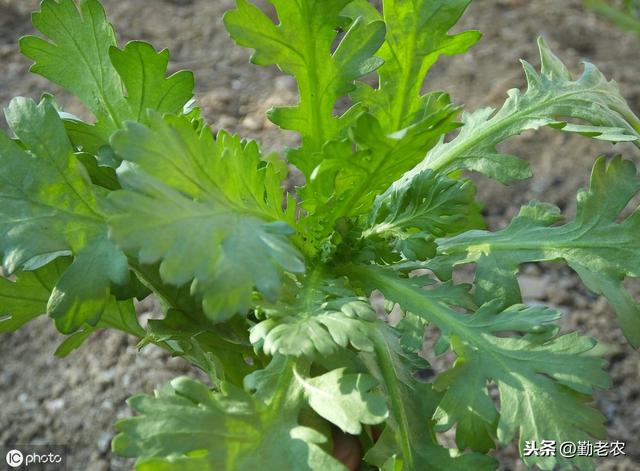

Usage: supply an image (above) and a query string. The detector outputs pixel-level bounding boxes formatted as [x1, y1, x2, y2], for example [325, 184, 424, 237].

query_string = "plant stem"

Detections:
[370, 326, 414, 470]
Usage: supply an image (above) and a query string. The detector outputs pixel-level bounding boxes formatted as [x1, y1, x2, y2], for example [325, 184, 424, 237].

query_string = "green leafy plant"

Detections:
[2, 0, 639, 469]
[584, 0, 640, 36]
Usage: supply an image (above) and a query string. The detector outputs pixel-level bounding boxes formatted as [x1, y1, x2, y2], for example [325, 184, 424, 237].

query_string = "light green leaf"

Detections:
[412, 37, 640, 182]
[108, 166, 304, 321]
[250, 296, 377, 357]
[351, 0, 480, 132]
[224, 0, 385, 175]
[53, 296, 142, 357]
[350, 265, 610, 470]
[20, 0, 194, 144]
[108, 112, 303, 320]
[433, 156, 640, 347]
[0, 97, 103, 273]
[20, 0, 127, 132]
[364, 328, 496, 471]
[145, 309, 254, 387]
[0, 97, 132, 333]
[109, 41, 194, 122]
[48, 238, 129, 333]
[0, 259, 67, 332]
[110, 112, 292, 222]
[301, 103, 460, 247]
[97, 297, 144, 337]
[113, 374, 346, 470]
[307, 105, 458, 214]
[54, 328, 95, 357]
[295, 367, 388, 434]
[365, 169, 476, 242]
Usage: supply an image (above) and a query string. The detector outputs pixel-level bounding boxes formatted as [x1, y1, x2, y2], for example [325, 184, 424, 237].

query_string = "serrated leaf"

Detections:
[109, 41, 194, 122]
[20, 0, 194, 145]
[250, 296, 377, 357]
[350, 0, 480, 132]
[224, 0, 385, 175]
[0, 98, 103, 272]
[110, 112, 292, 222]
[146, 309, 254, 387]
[109, 166, 303, 321]
[433, 156, 640, 347]
[434, 333, 609, 470]
[301, 103, 460, 246]
[47, 238, 129, 333]
[113, 374, 346, 471]
[364, 328, 496, 471]
[410, 38, 640, 183]
[295, 367, 388, 434]
[108, 112, 303, 320]
[309, 105, 459, 213]
[54, 297, 142, 357]
[20, 0, 127, 133]
[0, 97, 129, 333]
[351, 265, 611, 470]
[365, 169, 476, 246]
[0, 259, 67, 332]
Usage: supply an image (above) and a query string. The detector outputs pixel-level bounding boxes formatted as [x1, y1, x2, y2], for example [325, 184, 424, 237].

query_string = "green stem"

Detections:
[267, 357, 310, 419]
[370, 326, 414, 470]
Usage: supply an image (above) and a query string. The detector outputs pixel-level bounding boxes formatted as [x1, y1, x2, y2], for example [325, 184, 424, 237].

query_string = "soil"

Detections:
[0, 0, 639, 470]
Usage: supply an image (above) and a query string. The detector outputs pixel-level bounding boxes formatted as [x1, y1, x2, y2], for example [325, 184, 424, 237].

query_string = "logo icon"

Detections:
[6, 449, 23, 468]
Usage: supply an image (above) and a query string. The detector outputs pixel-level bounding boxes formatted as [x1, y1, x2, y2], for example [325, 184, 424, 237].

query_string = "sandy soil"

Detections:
[0, 0, 639, 469]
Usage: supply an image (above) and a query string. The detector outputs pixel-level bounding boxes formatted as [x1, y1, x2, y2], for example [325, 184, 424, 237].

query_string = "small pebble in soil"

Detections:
[242, 115, 263, 131]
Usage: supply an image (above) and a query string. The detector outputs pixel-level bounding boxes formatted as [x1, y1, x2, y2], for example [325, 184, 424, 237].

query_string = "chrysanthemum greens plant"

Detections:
[2, 0, 639, 469]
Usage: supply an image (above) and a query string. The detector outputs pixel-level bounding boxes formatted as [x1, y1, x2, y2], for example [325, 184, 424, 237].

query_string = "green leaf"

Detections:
[351, 0, 480, 132]
[20, 0, 127, 132]
[113, 373, 346, 470]
[0, 98, 103, 272]
[364, 328, 496, 471]
[0, 97, 133, 333]
[294, 367, 388, 434]
[97, 297, 144, 337]
[304, 104, 459, 217]
[0, 259, 67, 332]
[250, 296, 378, 357]
[109, 41, 194, 122]
[433, 156, 640, 347]
[365, 169, 476, 244]
[145, 309, 254, 387]
[412, 37, 640, 183]
[109, 166, 304, 321]
[351, 265, 610, 470]
[110, 112, 292, 222]
[301, 102, 460, 248]
[54, 328, 94, 357]
[224, 0, 386, 175]
[20, 0, 194, 142]
[108, 112, 303, 320]
[55, 298, 144, 357]
[47, 238, 129, 333]
[434, 333, 609, 471]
